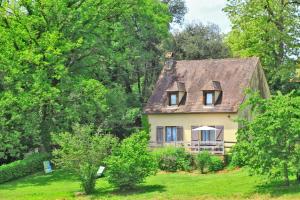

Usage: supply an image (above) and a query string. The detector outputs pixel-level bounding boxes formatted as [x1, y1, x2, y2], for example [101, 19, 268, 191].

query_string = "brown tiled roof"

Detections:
[144, 57, 260, 114]
[202, 81, 222, 91]
[166, 81, 186, 92]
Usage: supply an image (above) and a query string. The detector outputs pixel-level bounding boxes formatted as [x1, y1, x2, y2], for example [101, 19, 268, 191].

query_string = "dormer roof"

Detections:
[202, 81, 222, 91]
[166, 81, 186, 92]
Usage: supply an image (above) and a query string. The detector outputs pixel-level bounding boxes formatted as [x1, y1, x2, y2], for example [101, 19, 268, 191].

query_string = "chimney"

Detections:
[164, 52, 176, 70]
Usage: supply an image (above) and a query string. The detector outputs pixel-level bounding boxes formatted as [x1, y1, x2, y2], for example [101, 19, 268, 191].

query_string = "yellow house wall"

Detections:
[148, 113, 238, 152]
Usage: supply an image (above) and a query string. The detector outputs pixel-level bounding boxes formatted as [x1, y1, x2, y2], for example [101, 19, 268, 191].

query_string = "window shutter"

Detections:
[215, 125, 224, 141]
[191, 126, 199, 141]
[156, 126, 164, 144]
[176, 126, 183, 141]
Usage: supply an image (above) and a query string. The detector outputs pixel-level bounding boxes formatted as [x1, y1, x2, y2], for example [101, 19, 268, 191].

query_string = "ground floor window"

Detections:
[166, 126, 177, 142]
[201, 130, 216, 141]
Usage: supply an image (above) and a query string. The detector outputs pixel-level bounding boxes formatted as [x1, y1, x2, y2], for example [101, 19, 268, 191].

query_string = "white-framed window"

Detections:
[169, 93, 178, 106]
[205, 92, 213, 105]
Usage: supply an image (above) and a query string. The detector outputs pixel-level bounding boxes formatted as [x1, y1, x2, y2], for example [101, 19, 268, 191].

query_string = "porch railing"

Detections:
[149, 141, 224, 155]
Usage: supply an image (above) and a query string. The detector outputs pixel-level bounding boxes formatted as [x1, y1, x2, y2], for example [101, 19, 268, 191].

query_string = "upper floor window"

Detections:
[202, 81, 222, 106]
[205, 92, 213, 105]
[204, 92, 214, 105]
[169, 92, 178, 106]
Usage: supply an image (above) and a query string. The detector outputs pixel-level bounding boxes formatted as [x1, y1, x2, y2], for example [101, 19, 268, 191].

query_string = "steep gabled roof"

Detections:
[144, 57, 260, 114]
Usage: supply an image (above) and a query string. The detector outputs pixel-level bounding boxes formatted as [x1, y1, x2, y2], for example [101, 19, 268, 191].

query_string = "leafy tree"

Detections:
[224, 0, 300, 93]
[52, 124, 117, 194]
[0, 0, 171, 162]
[235, 91, 300, 186]
[162, 0, 187, 24]
[105, 131, 157, 190]
[171, 23, 230, 60]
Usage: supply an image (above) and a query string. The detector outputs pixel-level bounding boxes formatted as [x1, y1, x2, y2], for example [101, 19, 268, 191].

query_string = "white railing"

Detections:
[149, 141, 224, 155]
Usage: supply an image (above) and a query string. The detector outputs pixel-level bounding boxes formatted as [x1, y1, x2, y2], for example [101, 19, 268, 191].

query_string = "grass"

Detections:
[0, 169, 300, 200]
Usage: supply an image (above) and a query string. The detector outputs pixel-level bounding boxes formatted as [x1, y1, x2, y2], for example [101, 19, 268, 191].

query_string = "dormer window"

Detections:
[202, 81, 222, 106]
[169, 92, 178, 106]
[205, 92, 213, 105]
[166, 81, 186, 107]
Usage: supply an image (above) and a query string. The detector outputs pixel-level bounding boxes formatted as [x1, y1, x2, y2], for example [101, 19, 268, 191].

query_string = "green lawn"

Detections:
[0, 169, 300, 200]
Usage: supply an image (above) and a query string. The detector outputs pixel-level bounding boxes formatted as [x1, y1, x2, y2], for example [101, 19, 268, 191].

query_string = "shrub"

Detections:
[52, 124, 117, 194]
[159, 154, 178, 172]
[208, 156, 224, 172]
[174, 148, 194, 171]
[196, 151, 211, 174]
[105, 131, 157, 190]
[152, 147, 193, 172]
[229, 145, 246, 168]
[0, 153, 50, 183]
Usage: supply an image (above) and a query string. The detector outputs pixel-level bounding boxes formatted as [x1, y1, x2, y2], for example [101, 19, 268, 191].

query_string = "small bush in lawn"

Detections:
[152, 147, 193, 172]
[0, 153, 50, 183]
[196, 151, 211, 174]
[105, 131, 157, 190]
[208, 156, 224, 172]
[53, 124, 117, 194]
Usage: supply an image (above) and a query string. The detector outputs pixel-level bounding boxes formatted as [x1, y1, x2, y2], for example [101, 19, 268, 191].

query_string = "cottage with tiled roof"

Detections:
[144, 54, 270, 154]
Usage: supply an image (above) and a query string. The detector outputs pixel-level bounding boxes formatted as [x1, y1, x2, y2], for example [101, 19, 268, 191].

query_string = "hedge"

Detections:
[0, 153, 50, 183]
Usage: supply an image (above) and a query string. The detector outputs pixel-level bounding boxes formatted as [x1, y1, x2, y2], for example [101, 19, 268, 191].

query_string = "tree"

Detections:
[105, 131, 157, 190]
[224, 0, 300, 93]
[171, 23, 230, 60]
[52, 124, 117, 194]
[0, 0, 171, 162]
[235, 91, 300, 186]
[162, 0, 187, 24]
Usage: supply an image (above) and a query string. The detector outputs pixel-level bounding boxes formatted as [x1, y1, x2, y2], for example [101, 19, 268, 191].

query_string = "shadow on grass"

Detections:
[255, 180, 300, 198]
[0, 170, 78, 190]
[92, 184, 166, 199]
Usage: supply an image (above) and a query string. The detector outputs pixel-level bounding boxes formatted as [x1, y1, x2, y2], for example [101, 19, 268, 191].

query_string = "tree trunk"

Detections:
[297, 171, 300, 183]
[137, 66, 143, 104]
[40, 103, 51, 153]
[283, 162, 289, 186]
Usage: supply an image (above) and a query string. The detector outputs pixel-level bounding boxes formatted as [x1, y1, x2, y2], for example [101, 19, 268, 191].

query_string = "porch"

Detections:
[149, 140, 225, 155]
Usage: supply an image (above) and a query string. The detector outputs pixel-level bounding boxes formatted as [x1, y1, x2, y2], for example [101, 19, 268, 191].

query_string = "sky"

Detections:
[177, 0, 231, 33]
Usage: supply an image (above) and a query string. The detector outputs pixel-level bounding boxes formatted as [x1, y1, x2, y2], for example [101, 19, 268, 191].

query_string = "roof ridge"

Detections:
[176, 57, 259, 62]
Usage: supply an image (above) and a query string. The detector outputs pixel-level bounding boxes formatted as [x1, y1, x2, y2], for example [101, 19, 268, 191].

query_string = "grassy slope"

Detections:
[0, 169, 300, 200]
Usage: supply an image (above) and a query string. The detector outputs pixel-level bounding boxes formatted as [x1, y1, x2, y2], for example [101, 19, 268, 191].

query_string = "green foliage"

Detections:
[235, 91, 300, 185]
[152, 147, 193, 172]
[159, 154, 178, 172]
[141, 114, 151, 134]
[105, 131, 157, 190]
[0, 0, 171, 162]
[52, 124, 117, 194]
[196, 151, 212, 174]
[224, 0, 300, 92]
[208, 156, 224, 172]
[229, 145, 247, 168]
[162, 0, 187, 24]
[171, 23, 230, 60]
[0, 153, 50, 183]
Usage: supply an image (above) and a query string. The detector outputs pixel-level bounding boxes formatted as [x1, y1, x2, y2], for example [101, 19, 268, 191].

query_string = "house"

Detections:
[144, 54, 270, 155]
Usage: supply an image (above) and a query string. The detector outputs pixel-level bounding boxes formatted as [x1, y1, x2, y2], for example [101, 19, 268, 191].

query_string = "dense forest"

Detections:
[0, 0, 299, 164]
